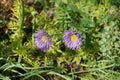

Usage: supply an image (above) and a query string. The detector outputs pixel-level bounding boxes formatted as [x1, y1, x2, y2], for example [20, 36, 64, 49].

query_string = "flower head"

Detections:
[63, 30, 82, 50]
[34, 30, 52, 52]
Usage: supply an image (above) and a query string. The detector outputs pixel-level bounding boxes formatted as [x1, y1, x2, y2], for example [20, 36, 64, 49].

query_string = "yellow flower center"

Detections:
[71, 34, 78, 42]
[42, 36, 48, 43]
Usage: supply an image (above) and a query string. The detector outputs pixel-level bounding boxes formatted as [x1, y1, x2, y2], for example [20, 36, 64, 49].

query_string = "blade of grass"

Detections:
[21, 73, 45, 80]
[0, 74, 11, 80]
[47, 71, 72, 80]
[69, 64, 115, 75]
[19, 70, 50, 80]
[0, 62, 26, 72]
[23, 66, 54, 70]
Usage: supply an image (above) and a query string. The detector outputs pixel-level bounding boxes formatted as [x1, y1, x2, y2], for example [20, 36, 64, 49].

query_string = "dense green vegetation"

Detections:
[0, 0, 120, 80]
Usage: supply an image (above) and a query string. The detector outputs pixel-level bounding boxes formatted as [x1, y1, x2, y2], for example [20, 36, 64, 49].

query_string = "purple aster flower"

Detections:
[63, 30, 82, 50]
[34, 30, 52, 52]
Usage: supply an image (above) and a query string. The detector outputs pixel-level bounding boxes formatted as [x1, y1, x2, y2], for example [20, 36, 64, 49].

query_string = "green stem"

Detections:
[18, 0, 24, 62]
[19, 0, 24, 36]
[32, 16, 35, 42]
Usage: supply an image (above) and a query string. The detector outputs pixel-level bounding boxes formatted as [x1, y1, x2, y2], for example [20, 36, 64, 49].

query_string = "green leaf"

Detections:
[0, 74, 11, 80]
[62, 0, 68, 4]
[0, 62, 26, 72]
[99, 14, 111, 24]
[21, 73, 45, 80]
[21, 70, 49, 80]
[47, 71, 72, 80]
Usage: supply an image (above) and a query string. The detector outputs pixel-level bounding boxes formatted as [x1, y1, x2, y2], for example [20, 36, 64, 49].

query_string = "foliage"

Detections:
[0, 0, 120, 80]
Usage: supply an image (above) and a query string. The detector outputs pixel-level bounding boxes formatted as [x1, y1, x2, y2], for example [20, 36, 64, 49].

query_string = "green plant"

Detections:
[0, 0, 120, 80]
